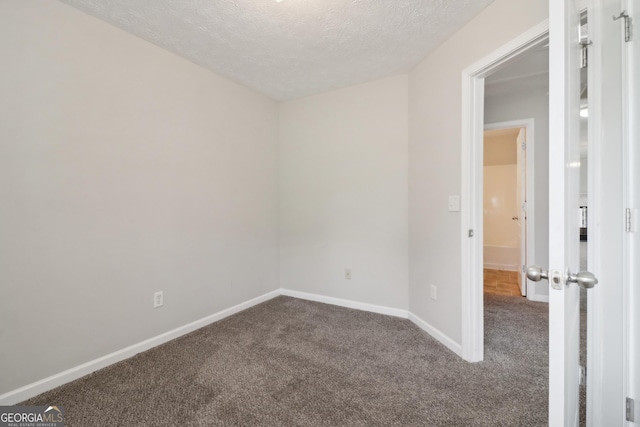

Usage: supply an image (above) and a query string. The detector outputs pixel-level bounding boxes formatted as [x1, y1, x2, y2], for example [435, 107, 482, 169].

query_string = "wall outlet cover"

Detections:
[153, 291, 164, 308]
[448, 195, 460, 212]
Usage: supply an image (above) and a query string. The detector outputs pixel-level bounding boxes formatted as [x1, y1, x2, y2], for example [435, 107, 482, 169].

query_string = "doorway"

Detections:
[482, 122, 534, 299]
[462, 3, 634, 423]
[462, 15, 592, 425]
[460, 22, 548, 363]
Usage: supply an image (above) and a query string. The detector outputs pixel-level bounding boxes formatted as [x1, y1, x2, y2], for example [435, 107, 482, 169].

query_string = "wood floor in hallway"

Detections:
[483, 269, 522, 297]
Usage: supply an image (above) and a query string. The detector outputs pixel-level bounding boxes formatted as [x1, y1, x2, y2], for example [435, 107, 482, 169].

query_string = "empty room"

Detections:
[1, 0, 638, 426]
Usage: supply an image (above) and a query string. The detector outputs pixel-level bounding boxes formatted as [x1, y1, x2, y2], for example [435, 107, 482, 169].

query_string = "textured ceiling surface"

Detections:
[58, 0, 494, 100]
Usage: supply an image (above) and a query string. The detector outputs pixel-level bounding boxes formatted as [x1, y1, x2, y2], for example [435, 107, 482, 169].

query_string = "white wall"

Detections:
[483, 165, 518, 248]
[485, 75, 550, 297]
[483, 131, 519, 253]
[484, 164, 519, 270]
[278, 75, 409, 310]
[408, 0, 548, 343]
[0, 1, 278, 395]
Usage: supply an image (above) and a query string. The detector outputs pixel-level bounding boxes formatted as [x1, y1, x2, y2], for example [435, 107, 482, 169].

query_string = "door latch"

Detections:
[549, 270, 564, 290]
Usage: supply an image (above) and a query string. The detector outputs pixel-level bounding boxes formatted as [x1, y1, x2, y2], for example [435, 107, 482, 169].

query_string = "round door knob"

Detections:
[526, 266, 549, 282]
[567, 271, 598, 289]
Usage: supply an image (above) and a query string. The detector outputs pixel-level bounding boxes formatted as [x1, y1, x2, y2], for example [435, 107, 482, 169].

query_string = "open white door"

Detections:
[549, 0, 582, 424]
[527, 0, 593, 425]
[516, 128, 526, 296]
[625, 0, 640, 423]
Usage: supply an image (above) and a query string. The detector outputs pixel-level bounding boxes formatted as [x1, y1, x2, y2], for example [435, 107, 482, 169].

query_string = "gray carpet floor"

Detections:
[23, 294, 548, 426]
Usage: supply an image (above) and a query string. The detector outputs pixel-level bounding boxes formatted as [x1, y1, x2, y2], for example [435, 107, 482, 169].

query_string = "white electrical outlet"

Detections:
[448, 195, 460, 212]
[153, 291, 163, 308]
[345, 269, 352, 280]
[430, 285, 437, 300]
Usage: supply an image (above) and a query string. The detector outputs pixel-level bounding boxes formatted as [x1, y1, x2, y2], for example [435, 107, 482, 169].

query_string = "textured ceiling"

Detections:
[58, 0, 494, 100]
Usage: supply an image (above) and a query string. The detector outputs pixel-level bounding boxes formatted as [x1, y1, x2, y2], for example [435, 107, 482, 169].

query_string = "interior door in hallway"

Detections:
[516, 127, 526, 296]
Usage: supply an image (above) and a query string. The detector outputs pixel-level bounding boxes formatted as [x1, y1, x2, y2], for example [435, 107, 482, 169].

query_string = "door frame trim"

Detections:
[460, 20, 548, 363]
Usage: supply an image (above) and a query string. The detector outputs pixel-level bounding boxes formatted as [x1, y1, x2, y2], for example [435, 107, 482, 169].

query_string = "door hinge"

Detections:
[627, 397, 635, 422]
[579, 365, 586, 386]
[468, 229, 474, 238]
[580, 41, 592, 68]
[613, 11, 631, 42]
[521, 141, 526, 151]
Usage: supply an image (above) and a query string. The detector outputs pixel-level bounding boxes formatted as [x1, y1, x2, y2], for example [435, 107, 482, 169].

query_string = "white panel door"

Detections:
[548, 0, 582, 425]
[625, 0, 640, 423]
[588, 0, 625, 422]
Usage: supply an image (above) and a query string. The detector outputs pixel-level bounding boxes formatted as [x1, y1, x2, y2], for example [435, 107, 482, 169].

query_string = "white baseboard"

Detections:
[527, 293, 549, 303]
[280, 290, 462, 359]
[1, 288, 465, 405]
[280, 289, 409, 319]
[483, 263, 519, 271]
[0, 289, 281, 405]
[525, 282, 549, 303]
[408, 312, 463, 358]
